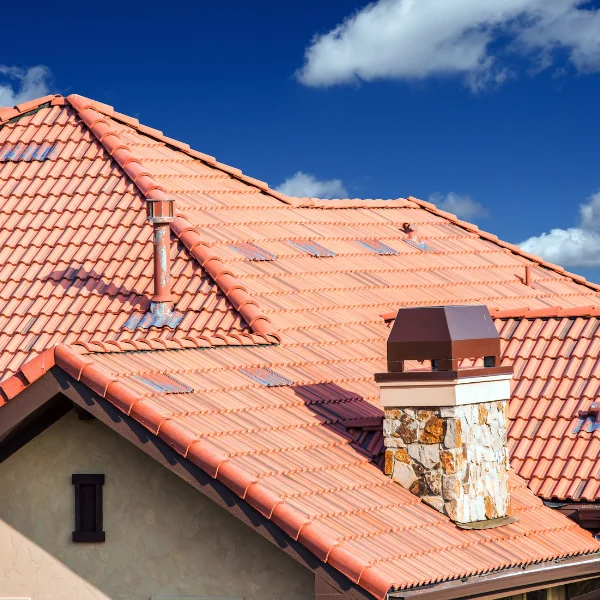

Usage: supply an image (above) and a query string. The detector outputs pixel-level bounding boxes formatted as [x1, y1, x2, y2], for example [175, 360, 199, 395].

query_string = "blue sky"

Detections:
[2, 0, 600, 280]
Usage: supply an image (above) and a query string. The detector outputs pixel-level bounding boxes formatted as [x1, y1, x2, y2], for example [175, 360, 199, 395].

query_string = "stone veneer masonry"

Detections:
[383, 400, 511, 523]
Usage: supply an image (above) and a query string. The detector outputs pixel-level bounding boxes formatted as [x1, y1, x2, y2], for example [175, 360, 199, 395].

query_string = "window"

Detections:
[72, 474, 105, 542]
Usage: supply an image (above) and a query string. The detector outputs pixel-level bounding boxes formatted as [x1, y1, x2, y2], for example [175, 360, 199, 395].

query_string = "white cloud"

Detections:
[520, 190, 600, 267]
[429, 192, 489, 220]
[296, 0, 600, 91]
[275, 171, 348, 199]
[0, 66, 52, 108]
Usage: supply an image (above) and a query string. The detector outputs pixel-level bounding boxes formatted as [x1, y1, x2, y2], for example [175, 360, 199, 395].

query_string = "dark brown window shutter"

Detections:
[72, 474, 105, 543]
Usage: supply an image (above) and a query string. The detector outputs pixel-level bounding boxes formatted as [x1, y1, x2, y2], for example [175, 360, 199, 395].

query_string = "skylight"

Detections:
[358, 240, 398, 255]
[288, 239, 336, 257]
[240, 367, 293, 387]
[230, 241, 276, 261]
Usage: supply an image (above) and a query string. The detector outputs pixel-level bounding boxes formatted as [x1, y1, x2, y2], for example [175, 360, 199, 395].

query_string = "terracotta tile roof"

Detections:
[498, 316, 600, 502]
[0, 93, 599, 598]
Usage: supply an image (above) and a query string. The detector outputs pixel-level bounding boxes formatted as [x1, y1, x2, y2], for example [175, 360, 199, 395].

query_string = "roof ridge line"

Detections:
[65, 94, 280, 342]
[0, 343, 394, 600]
[407, 196, 600, 293]
[65, 94, 302, 207]
[284, 198, 414, 209]
[0, 94, 65, 126]
[61, 96, 415, 212]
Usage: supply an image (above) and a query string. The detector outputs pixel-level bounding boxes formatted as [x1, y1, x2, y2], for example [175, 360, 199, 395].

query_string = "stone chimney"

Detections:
[375, 305, 515, 526]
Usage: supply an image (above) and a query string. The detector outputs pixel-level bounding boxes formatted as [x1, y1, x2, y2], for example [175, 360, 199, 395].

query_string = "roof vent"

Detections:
[240, 367, 293, 387]
[401, 223, 437, 253]
[574, 402, 600, 434]
[288, 239, 336, 258]
[358, 240, 398, 255]
[0, 142, 57, 162]
[231, 242, 276, 261]
[136, 373, 193, 394]
[375, 305, 516, 527]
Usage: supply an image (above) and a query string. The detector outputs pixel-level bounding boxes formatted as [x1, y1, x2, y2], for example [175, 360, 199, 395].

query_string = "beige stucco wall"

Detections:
[0, 411, 314, 600]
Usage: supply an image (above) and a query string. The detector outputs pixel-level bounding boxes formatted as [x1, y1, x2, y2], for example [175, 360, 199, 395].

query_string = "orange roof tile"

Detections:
[496, 316, 600, 502]
[0, 93, 599, 598]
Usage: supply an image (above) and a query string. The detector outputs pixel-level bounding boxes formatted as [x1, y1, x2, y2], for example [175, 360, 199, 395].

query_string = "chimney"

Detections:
[375, 305, 515, 526]
[146, 197, 176, 316]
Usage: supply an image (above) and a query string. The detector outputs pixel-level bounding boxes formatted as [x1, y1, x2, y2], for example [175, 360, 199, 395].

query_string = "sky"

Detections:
[2, 0, 600, 280]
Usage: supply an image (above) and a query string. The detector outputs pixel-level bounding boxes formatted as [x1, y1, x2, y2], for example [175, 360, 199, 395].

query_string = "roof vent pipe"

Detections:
[525, 265, 532, 287]
[146, 197, 175, 317]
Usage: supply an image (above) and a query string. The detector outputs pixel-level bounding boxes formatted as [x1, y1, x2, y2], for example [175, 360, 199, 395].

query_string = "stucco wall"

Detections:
[0, 411, 314, 600]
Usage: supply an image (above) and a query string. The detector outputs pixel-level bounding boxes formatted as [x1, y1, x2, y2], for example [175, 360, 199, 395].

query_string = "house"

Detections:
[0, 93, 599, 600]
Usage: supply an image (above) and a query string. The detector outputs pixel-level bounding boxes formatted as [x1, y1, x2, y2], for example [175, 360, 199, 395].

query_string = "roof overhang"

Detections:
[388, 554, 600, 600]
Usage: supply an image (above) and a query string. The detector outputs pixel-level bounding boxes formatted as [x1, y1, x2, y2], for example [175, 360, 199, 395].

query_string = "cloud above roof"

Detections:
[520, 190, 600, 267]
[0, 65, 53, 108]
[429, 192, 489, 220]
[275, 171, 347, 198]
[296, 0, 600, 91]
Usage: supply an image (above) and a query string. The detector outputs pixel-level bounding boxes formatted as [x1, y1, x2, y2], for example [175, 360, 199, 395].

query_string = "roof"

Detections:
[500, 313, 600, 501]
[0, 93, 599, 599]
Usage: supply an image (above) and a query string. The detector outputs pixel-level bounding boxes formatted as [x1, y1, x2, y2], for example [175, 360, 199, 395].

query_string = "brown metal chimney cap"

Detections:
[387, 305, 500, 369]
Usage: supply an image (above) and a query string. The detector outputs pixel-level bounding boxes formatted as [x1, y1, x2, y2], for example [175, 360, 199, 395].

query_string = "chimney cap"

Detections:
[387, 304, 500, 368]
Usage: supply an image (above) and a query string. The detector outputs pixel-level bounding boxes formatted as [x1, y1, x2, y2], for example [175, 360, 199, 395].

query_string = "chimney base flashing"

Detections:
[455, 515, 519, 530]
[377, 372, 512, 408]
